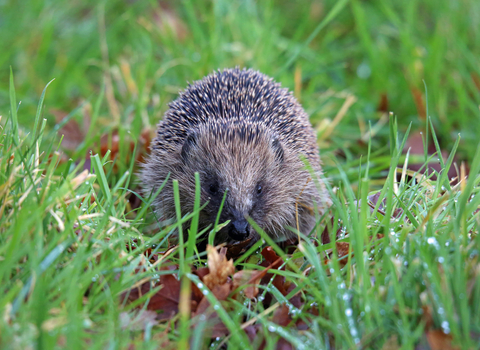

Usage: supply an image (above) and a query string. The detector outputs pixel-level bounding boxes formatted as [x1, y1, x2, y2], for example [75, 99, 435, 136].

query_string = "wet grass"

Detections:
[1, 0, 480, 349]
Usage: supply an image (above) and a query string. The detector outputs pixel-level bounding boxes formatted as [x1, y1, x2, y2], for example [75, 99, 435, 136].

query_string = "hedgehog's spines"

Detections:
[152, 67, 319, 164]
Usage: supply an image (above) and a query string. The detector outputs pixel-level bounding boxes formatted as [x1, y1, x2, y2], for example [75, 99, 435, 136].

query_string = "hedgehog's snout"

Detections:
[228, 218, 250, 241]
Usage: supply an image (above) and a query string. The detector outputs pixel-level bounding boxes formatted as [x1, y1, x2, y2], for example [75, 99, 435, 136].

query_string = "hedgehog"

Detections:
[141, 68, 330, 247]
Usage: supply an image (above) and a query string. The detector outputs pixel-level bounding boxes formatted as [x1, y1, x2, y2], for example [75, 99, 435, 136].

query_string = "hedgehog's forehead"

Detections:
[192, 121, 275, 179]
[196, 120, 273, 147]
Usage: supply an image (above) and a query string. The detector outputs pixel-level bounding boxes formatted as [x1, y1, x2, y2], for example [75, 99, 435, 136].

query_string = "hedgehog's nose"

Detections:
[228, 219, 250, 241]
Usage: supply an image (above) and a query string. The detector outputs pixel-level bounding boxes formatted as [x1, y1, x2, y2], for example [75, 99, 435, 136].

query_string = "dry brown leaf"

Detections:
[377, 93, 389, 113]
[336, 242, 350, 258]
[233, 270, 262, 299]
[426, 330, 460, 350]
[203, 245, 235, 290]
[121, 264, 181, 321]
[192, 283, 232, 338]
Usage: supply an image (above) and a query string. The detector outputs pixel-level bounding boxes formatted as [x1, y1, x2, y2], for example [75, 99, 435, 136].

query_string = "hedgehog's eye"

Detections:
[209, 181, 219, 195]
[256, 184, 263, 195]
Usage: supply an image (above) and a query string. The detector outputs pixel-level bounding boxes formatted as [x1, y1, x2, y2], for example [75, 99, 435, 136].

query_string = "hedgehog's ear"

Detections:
[181, 133, 197, 162]
[271, 136, 284, 163]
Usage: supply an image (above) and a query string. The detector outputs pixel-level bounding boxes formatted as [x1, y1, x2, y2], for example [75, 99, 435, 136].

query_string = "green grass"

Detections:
[1, 0, 480, 349]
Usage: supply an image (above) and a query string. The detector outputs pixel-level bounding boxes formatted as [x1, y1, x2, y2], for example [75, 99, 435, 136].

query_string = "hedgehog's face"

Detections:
[178, 122, 307, 244]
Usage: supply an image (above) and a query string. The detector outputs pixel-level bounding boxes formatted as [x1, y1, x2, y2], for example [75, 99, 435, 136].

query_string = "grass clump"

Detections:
[1, 0, 480, 348]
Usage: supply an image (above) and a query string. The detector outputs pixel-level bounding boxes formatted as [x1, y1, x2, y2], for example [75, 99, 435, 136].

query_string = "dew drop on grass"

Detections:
[268, 325, 276, 332]
[357, 62, 371, 79]
[213, 304, 220, 311]
[202, 290, 209, 296]
[438, 307, 444, 315]
[289, 308, 300, 317]
[441, 321, 450, 334]
[437, 256, 445, 263]
[345, 308, 353, 317]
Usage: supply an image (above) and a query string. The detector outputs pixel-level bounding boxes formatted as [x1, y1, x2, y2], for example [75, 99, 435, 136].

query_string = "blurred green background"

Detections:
[1, 2, 480, 348]
[1, 0, 479, 166]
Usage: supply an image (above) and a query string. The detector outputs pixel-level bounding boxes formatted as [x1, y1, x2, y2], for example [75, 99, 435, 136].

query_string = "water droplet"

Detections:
[357, 62, 372, 79]
[268, 325, 276, 332]
[345, 308, 353, 316]
[441, 321, 450, 334]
